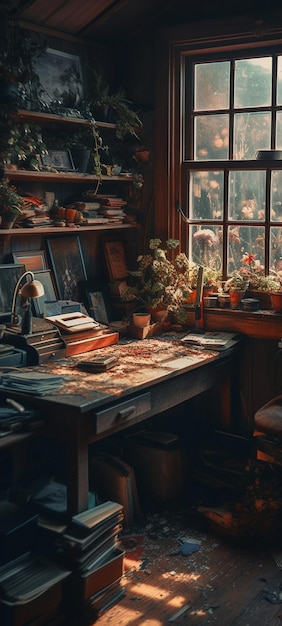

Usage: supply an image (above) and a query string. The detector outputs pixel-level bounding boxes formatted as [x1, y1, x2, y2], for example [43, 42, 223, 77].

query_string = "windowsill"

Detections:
[185, 308, 282, 340]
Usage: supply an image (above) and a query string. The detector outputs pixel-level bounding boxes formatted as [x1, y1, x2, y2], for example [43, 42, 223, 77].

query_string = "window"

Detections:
[177, 42, 282, 279]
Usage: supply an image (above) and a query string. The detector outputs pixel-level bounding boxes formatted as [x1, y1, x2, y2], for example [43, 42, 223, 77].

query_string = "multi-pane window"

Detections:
[182, 50, 282, 278]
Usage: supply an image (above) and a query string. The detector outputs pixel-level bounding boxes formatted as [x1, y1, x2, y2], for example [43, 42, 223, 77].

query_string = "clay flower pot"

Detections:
[133, 312, 151, 328]
[229, 289, 246, 309]
[270, 292, 282, 313]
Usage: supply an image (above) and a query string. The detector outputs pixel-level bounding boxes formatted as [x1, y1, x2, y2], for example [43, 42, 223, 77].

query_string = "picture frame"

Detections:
[86, 291, 109, 324]
[41, 149, 75, 172]
[31, 270, 58, 318]
[34, 47, 84, 107]
[46, 235, 87, 302]
[103, 239, 128, 281]
[12, 250, 47, 272]
[0, 264, 26, 319]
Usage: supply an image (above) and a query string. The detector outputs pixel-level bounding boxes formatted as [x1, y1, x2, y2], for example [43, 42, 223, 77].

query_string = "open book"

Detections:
[181, 331, 239, 350]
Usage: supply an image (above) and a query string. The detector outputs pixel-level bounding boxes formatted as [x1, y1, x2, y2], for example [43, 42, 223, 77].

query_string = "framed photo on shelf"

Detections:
[86, 291, 109, 324]
[31, 270, 58, 317]
[0, 264, 26, 319]
[46, 235, 87, 301]
[34, 47, 84, 107]
[12, 250, 47, 272]
[42, 149, 75, 172]
[103, 239, 128, 281]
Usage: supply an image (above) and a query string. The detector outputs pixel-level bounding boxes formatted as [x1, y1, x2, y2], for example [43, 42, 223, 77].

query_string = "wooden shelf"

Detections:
[4, 169, 133, 183]
[16, 108, 117, 130]
[0, 223, 138, 236]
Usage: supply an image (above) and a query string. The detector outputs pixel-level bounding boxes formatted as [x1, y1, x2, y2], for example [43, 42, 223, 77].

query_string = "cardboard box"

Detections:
[125, 431, 184, 504]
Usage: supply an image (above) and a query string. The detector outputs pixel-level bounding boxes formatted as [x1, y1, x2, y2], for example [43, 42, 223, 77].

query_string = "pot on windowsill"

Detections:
[229, 289, 246, 310]
[269, 291, 282, 313]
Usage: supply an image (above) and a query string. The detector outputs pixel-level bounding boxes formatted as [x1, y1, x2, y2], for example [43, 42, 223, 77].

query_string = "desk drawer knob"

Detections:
[117, 406, 136, 420]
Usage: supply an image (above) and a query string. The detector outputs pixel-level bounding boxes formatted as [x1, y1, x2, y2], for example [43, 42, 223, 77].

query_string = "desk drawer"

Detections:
[94, 392, 151, 434]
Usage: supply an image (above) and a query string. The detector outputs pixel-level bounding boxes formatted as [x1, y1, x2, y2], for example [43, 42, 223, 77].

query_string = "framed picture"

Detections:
[42, 149, 75, 172]
[12, 250, 47, 272]
[46, 235, 87, 302]
[103, 239, 128, 281]
[31, 270, 58, 317]
[86, 291, 109, 324]
[34, 47, 84, 107]
[0, 264, 26, 319]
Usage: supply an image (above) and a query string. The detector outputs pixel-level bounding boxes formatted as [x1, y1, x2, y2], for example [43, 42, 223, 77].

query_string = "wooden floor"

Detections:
[90, 506, 282, 626]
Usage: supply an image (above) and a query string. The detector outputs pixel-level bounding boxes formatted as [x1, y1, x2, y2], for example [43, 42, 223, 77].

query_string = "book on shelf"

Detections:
[181, 331, 240, 350]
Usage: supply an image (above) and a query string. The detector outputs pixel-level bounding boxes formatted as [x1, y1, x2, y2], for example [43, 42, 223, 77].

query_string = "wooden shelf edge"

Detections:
[4, 169, 133, 183]
[204, 308, 282, 340]
[184, 307, 282, 339]
[0, 223, 139, 235]
[16, 109, 116, 130]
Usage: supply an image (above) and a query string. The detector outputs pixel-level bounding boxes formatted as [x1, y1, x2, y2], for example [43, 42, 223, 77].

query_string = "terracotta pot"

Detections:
[147, 306, 169, 323]
[229, 289, 246, 309]
[270, 292, 282, 313]
[133, 312, 151, 328]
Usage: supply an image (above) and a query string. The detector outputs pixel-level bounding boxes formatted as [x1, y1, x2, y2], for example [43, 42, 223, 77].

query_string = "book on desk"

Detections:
[181, 331, 240, 351]
[45, 312, 119, 355]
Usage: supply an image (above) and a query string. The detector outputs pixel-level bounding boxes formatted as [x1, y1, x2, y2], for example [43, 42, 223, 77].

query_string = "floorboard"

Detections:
[87, 507, 282, 626]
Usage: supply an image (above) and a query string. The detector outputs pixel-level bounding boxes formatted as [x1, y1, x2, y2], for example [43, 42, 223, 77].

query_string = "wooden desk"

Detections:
[0, 334, 237, 517]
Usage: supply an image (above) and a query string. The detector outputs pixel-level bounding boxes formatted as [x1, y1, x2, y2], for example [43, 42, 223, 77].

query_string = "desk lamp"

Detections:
[10, 271, 44, 335]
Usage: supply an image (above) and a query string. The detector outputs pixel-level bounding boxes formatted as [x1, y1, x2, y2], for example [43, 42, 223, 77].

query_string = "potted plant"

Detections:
[223, 270, 250, 309]
[0, 179, 23, 228]
[122, 238, 192, 323]
[86, 67, 142, 140]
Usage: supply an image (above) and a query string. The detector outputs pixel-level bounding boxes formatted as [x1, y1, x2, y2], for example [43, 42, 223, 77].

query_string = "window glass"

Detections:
[234, 58, 272, 108]
[194, 61, 230, 111]
[190, 225, 223, 271]
[270, 227, 282, 272]
[275, 111, 282, 148]
[190, 171, 224, 219]
[194, 114, 229, 159]
[227, 226, 265, 274]
[228, 171, 266, 220]
[271, 171, 282, 220]
[276, 56, 282, 104]
[233, 112, 271, 159]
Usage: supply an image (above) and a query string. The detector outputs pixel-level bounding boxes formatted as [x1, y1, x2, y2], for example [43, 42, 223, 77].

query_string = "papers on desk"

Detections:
[181, 331, 239, 351]
[0, 372, 65, 395]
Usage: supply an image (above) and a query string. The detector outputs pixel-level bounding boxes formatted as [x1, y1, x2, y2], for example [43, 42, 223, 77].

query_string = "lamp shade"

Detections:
[21, 279, 44, 298]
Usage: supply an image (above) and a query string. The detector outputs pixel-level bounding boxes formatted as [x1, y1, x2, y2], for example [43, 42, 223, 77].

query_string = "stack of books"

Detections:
[72, 201, 110, 225]
[58, 501, 125, 618]
[0, 552, 70, 625]
[97, 195, 127, 223]
[0, 371, 65, 396]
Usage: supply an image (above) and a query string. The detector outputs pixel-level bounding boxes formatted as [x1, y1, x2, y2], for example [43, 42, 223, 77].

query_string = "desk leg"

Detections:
[65, 419, 89, 516]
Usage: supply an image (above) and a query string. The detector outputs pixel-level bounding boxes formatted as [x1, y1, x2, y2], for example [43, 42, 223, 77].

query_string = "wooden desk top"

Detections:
[0, 334, 232, 414]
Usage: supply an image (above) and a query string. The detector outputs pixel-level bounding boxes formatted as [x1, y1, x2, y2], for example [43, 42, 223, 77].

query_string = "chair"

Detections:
[254, 395, 282, 464]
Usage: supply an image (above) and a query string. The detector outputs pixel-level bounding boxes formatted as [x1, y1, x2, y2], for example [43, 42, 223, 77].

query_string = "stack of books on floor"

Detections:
[57, 501, 125, 620]
[0, 552, 70, 626]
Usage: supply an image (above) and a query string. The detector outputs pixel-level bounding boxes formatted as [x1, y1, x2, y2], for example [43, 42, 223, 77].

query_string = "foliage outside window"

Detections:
[182, 48, 282, 281]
